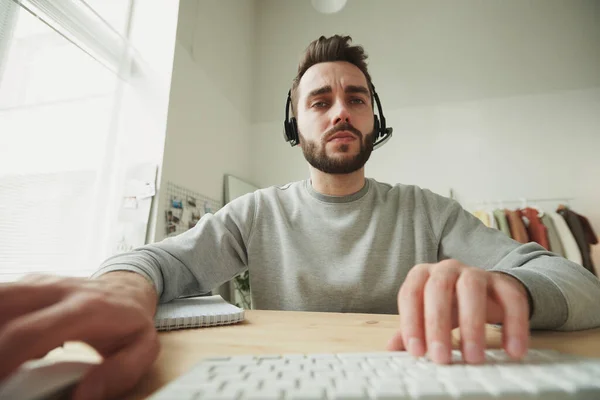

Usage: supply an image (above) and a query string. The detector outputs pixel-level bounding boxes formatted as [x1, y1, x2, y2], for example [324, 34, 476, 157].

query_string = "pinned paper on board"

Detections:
[163, 182, 222, 238]
[111, 163, 158, 254]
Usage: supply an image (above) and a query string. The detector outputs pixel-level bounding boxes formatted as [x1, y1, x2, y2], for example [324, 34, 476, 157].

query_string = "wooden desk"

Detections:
[121, 310, 600, 399]
[53, 310, 600, 399]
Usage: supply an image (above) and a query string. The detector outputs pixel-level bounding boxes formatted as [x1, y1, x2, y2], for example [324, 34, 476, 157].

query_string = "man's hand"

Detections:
[0, 272, 160, 400]
[387, 259, 531, 365]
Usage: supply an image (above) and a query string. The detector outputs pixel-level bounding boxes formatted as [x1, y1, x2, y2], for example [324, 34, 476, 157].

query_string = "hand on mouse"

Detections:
[0, 272, 160, 400]
[386, 259, 531, 364]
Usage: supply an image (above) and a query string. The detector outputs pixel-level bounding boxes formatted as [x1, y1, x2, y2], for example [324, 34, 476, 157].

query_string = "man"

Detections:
[1, 35, 600, 400]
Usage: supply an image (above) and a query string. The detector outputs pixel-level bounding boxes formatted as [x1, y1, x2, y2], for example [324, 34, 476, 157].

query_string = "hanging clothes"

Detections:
[522, 208, 550, 250]
[579, 214, 599, 249]
[505, 209, 529, 244]
[579, 214, 599, 277]
[486, 210, 498, 229]
[557, 207, 597, 274]
[540, 213, 566, 258]
[547, 211, 583, 266]
[473, 210, 491, 227]
[493, 209, 512, 238]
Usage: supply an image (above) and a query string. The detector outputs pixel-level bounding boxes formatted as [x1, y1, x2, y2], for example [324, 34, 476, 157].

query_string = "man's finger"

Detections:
[424, 266, 460, 364]
[491, 275, 530, 360]
[456, 269, 488, 364]
[398, 265, 430, 357]
[72, 329, 160, 400]
[0, 294, 112, 380]
[385, 330, 406, 351]
[0, 282, 65, 329]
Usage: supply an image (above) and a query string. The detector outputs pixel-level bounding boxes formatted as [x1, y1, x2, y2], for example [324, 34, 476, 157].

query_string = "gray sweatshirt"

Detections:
[92, 178, 600, 331]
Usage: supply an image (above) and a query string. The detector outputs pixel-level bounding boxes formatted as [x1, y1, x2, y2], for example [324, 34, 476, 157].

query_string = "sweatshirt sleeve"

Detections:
[91, 192, 256, 303]
[421, 189, 600, 331]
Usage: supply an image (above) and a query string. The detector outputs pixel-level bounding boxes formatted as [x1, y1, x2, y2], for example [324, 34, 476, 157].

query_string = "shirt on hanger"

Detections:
[540, 213, 566, 258]
[473, 210, 491, 227]
[548, 211, 583, 266]
[494, 209, 512, 238]
[522, 207, 550, 250]
[578, 214, 598, 247]
[558, 208, 597, 275]
[505, 209, 529, 244]
[487, 210, 498, 229]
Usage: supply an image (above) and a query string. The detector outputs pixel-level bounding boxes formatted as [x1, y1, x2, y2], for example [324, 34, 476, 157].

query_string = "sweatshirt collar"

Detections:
[304, 178, 370, 203]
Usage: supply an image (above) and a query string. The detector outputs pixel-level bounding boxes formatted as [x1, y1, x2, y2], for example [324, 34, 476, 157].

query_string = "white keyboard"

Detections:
[149, 349, 600, 399]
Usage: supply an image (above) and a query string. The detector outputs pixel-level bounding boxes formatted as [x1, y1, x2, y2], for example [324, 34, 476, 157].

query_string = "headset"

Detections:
[283, 84, 393, 149]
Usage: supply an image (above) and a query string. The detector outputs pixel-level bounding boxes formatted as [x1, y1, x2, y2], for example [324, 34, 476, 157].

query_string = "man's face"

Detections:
[295, 61, 375, 174]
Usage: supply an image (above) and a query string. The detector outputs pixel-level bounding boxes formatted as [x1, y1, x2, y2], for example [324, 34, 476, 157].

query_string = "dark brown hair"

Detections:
[290, 35, 373, 116]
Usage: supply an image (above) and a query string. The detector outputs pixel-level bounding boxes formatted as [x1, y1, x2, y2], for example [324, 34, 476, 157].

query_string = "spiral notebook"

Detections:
[154, 295, 245, 331]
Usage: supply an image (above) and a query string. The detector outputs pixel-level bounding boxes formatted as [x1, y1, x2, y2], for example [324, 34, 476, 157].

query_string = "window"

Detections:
[0, 0, 133, 281]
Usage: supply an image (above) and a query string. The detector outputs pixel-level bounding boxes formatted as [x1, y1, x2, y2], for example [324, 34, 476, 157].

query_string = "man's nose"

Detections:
[331, 101, 351, 126]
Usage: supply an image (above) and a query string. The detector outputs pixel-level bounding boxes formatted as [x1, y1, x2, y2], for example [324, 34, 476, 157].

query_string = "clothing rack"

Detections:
[469, 197, 574, 209]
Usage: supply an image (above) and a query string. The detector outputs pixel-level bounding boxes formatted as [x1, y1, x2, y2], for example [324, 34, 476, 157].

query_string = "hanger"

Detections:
[530, 202, 544, 218]
[520, 198, 528, 211]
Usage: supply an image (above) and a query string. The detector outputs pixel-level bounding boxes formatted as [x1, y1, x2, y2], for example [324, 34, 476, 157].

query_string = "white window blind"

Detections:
[18, 0, 134, 77]
[0, 0, 18, 82]
[0, 0, 135, 282]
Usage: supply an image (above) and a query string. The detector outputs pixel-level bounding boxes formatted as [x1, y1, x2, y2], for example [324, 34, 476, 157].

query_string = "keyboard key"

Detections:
[257, 354, 283, 361]
[369, 383, 410, 400]
[265, 379, 298, 391]
[283, 354, 309, 362]
[309, 354, 339, 361]
[285, 386, 326, 400]
[327, 385, 368, 400]
[407, 381, 454, 399]
[150, 388, 200, 400]
[212, 384, 242, 399]
[439, 378, 492, 399]
[242, 388, 282, 400]
[434, 364, 468, 378]
[479, 376, 536, 399]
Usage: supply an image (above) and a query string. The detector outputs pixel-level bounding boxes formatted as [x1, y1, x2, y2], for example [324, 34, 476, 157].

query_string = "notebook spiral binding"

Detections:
[158, 311, 242, 331]
[154, 295, 245, 332]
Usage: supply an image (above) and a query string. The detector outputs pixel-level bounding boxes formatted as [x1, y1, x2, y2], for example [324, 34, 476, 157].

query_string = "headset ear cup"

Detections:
[284, 120, 291, 142]
[373, 115, 381, 143]
[283, 118, 300, 146]
[291, 117, 299, 145]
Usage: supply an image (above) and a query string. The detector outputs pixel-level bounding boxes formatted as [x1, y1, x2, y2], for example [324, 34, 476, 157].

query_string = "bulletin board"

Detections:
[163, 181, 222, 237]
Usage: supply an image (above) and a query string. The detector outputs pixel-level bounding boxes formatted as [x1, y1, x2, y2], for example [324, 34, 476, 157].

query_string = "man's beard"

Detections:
[299, 122, 374, 174]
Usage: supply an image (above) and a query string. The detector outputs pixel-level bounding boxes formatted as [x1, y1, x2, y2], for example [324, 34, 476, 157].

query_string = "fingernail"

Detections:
[408, 337, 424, 356]
[430, 341, 450, 364]
[465, 341, 484, 364]
[508, 338, 526, 358]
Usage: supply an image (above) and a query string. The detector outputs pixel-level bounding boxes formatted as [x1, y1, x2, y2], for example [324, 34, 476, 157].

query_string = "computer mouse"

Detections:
[0, 358, 96, 400]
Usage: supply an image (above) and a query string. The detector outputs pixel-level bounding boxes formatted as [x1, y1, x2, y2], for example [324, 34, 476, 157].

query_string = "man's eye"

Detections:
[312, 102, 328, 108]
[350, 98, 366, 104]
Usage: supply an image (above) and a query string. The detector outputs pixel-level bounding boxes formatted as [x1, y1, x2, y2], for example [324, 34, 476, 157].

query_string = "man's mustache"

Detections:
[324, 122, 363, 142]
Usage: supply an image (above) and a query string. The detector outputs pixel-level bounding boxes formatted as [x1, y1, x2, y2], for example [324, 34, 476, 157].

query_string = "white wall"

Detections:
[250, 0, 600, 269]
[155, 0, 256, 241]
[252, 0, 600, 123]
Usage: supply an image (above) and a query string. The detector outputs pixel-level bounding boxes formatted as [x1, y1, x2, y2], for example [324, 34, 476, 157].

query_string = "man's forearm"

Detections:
[500, 252, 600, 330]
[97, 271, 159, 316]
